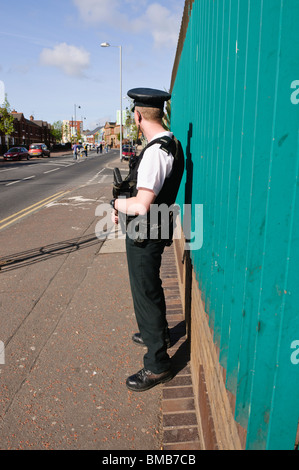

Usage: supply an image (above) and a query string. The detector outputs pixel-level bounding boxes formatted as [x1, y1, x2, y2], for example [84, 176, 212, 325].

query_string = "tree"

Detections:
[125, 106, 138, 143]
[63, 122, 69, 142]
[0, 94, 14, 137]
[51, 120, 63, 143]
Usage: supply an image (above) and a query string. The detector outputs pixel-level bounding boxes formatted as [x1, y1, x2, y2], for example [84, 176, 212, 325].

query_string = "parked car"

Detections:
[122, 145, 136, 161]
[28, 143, 50, 158]
[3, 147, 30, 161]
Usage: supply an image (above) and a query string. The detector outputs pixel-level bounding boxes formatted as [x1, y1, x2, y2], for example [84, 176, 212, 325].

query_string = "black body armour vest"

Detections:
[113, 135, 184, 244]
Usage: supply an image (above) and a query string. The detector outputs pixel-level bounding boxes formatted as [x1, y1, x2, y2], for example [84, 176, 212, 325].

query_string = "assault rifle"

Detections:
[112, 168, 123, 198]
[112, 167, 134, 199]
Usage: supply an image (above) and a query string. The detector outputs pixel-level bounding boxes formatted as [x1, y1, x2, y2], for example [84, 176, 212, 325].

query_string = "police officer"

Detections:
[111, 88, 184, 392]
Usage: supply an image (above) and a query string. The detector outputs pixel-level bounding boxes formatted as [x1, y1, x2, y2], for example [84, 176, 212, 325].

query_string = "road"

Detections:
[0, 149, 123, 232]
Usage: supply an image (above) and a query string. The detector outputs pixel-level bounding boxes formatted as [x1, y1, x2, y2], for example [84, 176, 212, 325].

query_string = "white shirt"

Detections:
[136, 131, 174, 196]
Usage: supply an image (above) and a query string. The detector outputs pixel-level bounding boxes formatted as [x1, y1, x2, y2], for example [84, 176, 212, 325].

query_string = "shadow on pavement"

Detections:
[169, 321, 190, 375]
[0, 233, 104, 272]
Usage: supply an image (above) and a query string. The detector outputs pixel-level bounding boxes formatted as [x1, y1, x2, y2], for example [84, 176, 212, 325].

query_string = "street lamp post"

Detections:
[100, 42, 122, 161]
[74, 104, 81, 139]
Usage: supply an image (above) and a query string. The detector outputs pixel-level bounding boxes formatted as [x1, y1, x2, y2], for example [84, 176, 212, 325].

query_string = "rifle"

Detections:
[112, 167, 134, 199]
[113, 167, 123, 198]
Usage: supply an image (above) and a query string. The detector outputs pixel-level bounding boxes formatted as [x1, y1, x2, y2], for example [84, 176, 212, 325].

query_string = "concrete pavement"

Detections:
[0, 152, 201, 451]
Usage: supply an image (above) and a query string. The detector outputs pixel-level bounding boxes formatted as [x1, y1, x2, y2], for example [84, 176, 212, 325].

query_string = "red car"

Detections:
[28, 143, 51, 158]
[122, 145, 136, 161]
[3, 147, 30, 161]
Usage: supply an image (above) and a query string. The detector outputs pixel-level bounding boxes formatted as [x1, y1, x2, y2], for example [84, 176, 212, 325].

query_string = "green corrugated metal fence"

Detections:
[171, 0, 299, 450]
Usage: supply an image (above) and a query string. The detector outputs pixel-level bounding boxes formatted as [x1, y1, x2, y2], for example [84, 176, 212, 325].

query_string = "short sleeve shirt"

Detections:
[136, 131, 174, 196]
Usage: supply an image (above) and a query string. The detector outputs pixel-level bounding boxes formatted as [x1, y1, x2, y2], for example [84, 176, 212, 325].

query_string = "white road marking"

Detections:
[22, 175, 35, 180]
[0, 167, 21, 173]
[5, 180, 21, 186]
[43, 168, 60, 174]
[5, 175, 35, 186]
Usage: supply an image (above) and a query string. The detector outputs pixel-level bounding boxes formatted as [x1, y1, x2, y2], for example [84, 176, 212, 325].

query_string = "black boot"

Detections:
[126, 368, 173, 392]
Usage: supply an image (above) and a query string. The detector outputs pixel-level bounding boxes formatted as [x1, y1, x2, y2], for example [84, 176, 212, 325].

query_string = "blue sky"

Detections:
[0, 0, 185, 131]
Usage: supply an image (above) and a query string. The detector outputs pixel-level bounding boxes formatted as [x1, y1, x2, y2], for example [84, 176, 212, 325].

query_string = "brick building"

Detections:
[0, 110, 55, 154]
[103, 121, 124, 148]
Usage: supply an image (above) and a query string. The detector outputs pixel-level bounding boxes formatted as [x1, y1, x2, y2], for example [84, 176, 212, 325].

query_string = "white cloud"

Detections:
[135, 3, 181, 48]
[72, 0, 181, 49]
[73, 0, 126, 25]
[40, 43, 90, 77]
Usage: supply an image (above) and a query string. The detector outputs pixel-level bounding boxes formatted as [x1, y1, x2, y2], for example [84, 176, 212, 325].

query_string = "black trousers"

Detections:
[125, 235, 171, 374]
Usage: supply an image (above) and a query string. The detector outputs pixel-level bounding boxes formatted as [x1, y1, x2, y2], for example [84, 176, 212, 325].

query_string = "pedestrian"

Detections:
[110, 87, 185, 391]
[73, 142, 78, 160]
[77, 140, 83, 158]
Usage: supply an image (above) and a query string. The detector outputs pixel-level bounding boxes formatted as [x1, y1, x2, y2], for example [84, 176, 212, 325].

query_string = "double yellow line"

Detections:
[0, 190, 70, 231]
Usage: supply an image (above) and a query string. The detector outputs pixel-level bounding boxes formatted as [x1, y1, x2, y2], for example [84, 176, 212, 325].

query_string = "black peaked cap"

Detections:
[128, 88, 171, 110]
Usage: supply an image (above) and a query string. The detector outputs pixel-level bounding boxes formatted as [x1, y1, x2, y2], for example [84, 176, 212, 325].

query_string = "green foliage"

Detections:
[51, 120, 63, 142]
[125, 105, 138, 142]
[0, 94, 15, 136]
